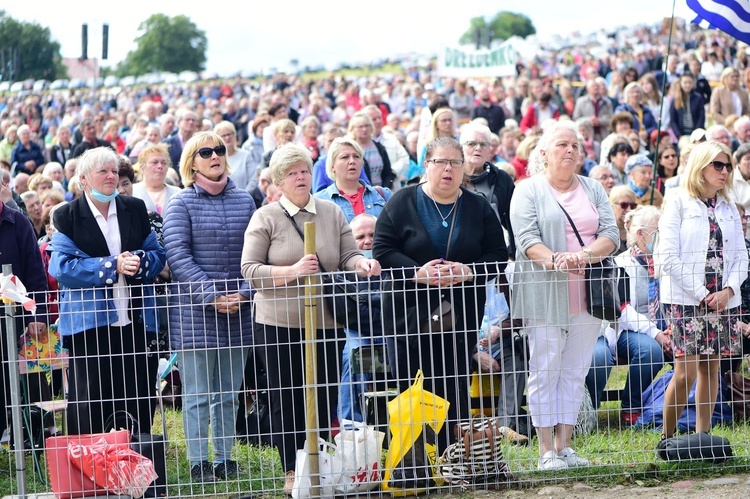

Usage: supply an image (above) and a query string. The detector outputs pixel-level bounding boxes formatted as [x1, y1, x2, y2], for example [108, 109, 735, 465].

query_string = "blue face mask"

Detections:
[361, 249, 373, 259]
[89, 187, 118, 203]
[645, 240, 655, 254]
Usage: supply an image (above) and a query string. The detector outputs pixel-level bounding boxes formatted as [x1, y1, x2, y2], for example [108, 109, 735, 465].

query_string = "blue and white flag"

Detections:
[687, 0, 750, 45]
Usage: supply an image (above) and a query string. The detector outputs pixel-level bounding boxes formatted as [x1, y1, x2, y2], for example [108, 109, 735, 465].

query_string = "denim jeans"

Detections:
[180, 347, 249, 466]
[338, 328, 384, 422]
[585, 332, 664, 411]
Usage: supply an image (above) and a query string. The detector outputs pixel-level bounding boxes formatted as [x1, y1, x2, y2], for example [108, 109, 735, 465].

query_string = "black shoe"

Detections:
[656, 435, 669, 461]
[191, 461, 216, 483]
[214, 459, 241, 480]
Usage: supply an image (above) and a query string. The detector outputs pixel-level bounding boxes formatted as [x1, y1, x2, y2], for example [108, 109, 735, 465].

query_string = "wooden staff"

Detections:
[303, 222, 320, 497]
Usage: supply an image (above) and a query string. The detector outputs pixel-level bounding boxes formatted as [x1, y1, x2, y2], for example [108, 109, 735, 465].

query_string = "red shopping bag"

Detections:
[45, 430, 129, 499]
[67, 436, 157, 498]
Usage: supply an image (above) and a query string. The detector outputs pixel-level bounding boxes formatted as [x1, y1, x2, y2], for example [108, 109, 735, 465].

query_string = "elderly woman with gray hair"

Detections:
[241, 143, 380, 495]
[510, 120, 619, 470]
[625, 154, 663, 208]
[49, 147, 166, 436]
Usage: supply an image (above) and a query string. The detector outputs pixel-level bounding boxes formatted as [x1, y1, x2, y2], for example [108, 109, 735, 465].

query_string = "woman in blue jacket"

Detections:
[314, 137, 391, 222]
[49, 147, 166, 436]
[163, 131, 255, 483]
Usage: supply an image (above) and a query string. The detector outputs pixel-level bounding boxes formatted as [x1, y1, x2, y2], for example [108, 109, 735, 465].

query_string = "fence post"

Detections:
[2, 264, 27, 498]
[303, 222, 320, 497]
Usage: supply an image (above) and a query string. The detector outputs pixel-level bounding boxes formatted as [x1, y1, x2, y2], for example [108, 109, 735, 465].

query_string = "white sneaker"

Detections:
[537, 450, 567, 471]
[557, 447, 590, 467]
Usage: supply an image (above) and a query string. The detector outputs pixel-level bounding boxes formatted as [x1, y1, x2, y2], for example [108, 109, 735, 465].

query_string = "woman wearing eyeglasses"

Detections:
[510, 120, 619, 471]
[657, 140, 748, 449]
[163, 131, 256, 482]
[373, 137, 507, 452]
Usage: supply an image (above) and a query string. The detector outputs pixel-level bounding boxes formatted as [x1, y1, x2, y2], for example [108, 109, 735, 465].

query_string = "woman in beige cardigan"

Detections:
[241, 143, 380, 495]
[710, 67, 750, 125]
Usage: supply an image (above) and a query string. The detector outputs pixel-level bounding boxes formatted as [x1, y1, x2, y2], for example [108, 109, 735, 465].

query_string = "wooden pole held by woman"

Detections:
[303, 221, 320, 496]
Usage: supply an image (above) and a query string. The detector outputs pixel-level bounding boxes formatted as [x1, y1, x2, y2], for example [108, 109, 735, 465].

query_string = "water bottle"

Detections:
[478, 316, 491, 354]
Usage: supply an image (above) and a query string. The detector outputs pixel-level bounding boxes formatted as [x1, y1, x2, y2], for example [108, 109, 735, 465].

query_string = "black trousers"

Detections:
[393, 331, 472, 452]
[64, 324, 158, 435]
[254, 323, 343, 472]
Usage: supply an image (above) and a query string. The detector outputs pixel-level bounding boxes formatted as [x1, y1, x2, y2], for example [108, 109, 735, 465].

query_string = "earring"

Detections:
[544, 162, 549, 169]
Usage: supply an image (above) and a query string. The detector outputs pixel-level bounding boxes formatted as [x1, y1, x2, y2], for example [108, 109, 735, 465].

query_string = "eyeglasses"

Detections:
[595, 174, 616, 181]
[194, 144, 227, 159]
[617, 201, 638, 210]
[463, 141, 490, 150]
[643, 227, 659, 239]
[428, 158, 464, 169]
[709, 160, 733, 172]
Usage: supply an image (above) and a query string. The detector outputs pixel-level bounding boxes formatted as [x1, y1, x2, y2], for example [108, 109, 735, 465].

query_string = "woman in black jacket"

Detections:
[348, 111, 395, 189]
[373, 137, 506, 450]
[669, 73, 706, 140]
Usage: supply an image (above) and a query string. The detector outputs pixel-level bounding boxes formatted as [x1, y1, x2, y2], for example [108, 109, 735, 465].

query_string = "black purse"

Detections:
[657, 432, 734, 463]
[556, 203, 621, 322]
[105, 411, 167, 497]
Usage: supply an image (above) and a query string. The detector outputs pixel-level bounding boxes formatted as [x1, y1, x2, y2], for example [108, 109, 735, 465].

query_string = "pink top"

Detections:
[550, 182, 599, 314]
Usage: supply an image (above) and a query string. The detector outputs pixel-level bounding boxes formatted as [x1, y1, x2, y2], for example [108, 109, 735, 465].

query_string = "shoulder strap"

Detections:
[556, 201, 585, 248]
[280, 204, 328, 274]
[375, 186, 387, 201]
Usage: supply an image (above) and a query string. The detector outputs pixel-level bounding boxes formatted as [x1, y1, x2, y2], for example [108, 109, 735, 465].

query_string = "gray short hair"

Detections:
[269, 143, 313, 185]
[459, 122, 492, 144]
[76, 147, 120, 179]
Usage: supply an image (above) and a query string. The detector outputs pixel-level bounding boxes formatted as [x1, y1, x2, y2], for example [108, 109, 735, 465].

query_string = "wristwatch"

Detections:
[581, 247, 594, 259]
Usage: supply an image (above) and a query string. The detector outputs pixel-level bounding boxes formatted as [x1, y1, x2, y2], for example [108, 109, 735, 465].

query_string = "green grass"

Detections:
[2, 366, 750, 497]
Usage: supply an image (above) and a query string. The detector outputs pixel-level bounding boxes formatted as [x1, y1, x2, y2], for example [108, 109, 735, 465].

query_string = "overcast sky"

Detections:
[4, 1, 695, 76]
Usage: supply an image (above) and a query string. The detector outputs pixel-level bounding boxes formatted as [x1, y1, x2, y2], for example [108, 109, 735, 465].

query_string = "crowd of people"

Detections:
[2, 17, 750, 491]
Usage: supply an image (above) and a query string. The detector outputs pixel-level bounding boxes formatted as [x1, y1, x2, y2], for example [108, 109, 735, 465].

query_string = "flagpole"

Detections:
[650, 0, 678, 205]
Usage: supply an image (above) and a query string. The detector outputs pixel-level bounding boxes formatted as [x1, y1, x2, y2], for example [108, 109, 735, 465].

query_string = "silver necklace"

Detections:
[430, 192, 459, 227]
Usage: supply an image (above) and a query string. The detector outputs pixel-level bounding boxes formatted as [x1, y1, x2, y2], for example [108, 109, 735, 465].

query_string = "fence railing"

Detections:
[1, 260, 748, 497]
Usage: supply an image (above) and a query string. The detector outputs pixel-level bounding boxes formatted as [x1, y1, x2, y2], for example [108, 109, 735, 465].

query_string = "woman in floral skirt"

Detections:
[657, 140, 748, 442]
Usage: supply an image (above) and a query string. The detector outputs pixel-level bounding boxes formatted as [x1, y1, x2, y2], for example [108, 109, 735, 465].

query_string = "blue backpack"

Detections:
[635, 370, 733, 432]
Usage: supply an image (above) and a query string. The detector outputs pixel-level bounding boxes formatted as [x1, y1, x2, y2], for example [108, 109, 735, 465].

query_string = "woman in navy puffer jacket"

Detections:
[163, 131, 256, 482]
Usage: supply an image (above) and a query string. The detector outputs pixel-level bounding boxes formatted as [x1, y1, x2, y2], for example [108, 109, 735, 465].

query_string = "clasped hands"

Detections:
[212, 293, 248, 314]
[414, 258, 472, 286]
[117, 251, 141, 277]
[551, 251, 589, 275]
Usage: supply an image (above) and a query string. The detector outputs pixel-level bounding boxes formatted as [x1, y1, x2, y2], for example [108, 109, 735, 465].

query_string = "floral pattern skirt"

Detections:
[665, 304, 742, 358]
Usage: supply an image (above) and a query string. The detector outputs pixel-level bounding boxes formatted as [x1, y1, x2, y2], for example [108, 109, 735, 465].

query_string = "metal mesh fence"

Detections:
[1, 259, 748, 497]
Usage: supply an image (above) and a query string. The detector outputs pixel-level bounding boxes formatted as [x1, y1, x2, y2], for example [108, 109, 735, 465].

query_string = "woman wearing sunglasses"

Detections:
[163, 131, 256, 482]
[610, 185, 638, 254]
[657, 140, 748, 448]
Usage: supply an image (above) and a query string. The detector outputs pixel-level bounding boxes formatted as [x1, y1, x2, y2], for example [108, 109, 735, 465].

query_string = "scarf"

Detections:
[194, 172, 228, 196]
[630, 245, 665, 331]
[628, 179, 648, 198]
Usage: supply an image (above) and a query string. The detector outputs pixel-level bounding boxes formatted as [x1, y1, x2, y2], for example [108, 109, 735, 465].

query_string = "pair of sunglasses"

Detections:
[617, 201, 638, 210]
[194, 144, 227, 159]
[709, 160, 732, 173]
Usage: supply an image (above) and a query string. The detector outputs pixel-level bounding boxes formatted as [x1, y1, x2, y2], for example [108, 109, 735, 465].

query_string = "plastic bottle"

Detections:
[478, 315, 491, 354]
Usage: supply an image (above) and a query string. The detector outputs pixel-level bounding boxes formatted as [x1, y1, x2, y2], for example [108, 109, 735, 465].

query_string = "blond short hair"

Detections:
[179, 131, 230, 188]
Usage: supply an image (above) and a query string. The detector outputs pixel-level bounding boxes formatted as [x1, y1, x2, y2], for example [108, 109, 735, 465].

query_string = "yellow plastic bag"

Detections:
[382, 370, 449, 496]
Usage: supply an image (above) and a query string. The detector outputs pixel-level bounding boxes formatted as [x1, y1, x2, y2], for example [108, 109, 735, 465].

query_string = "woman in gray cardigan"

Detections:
[510, 120, 619, 471]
